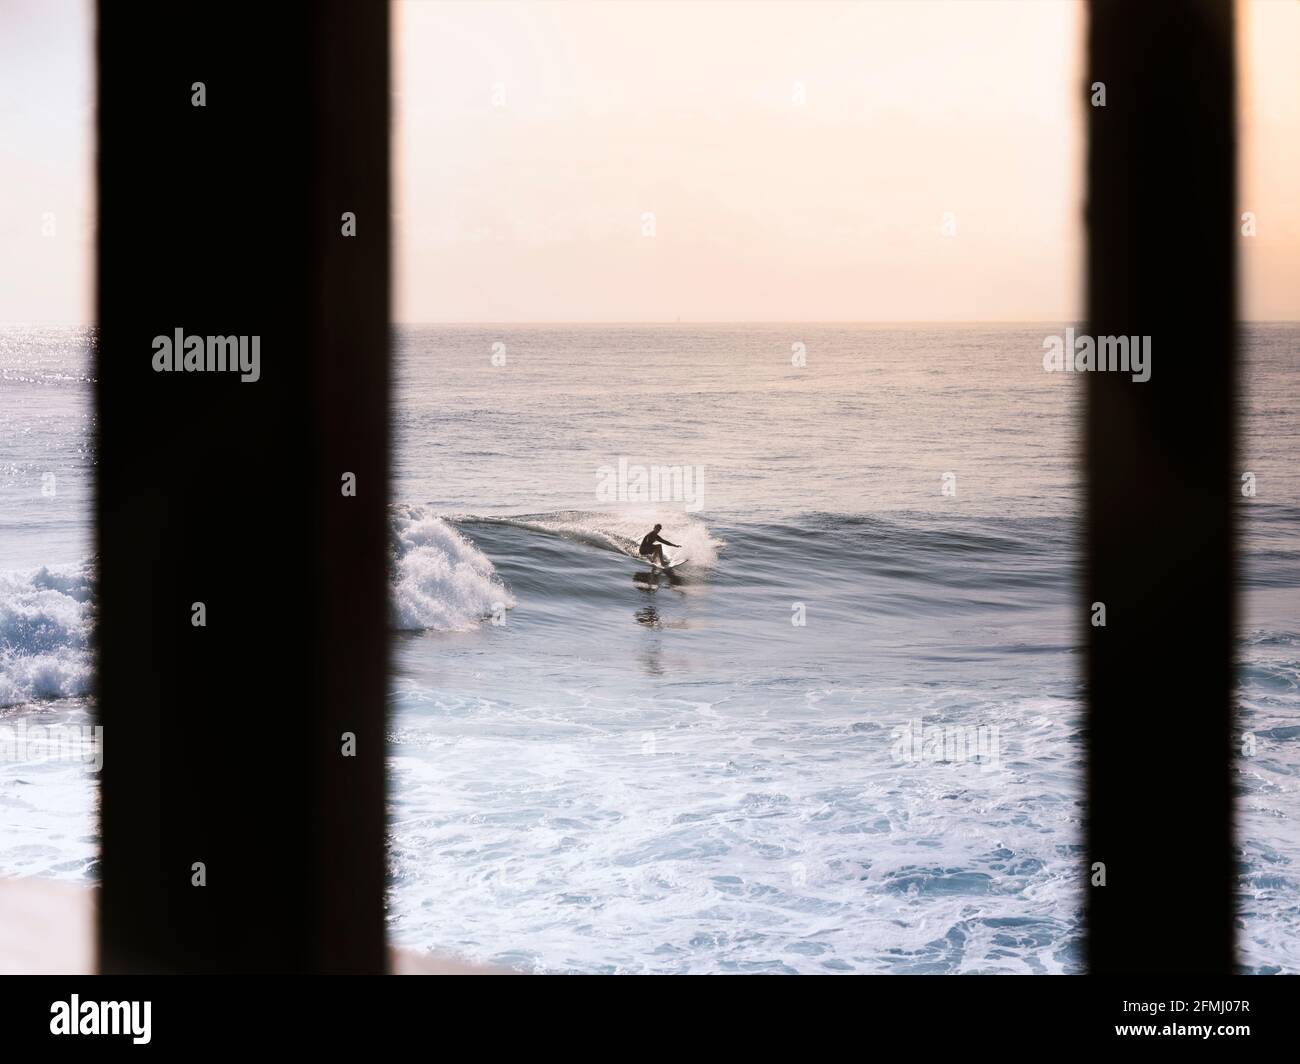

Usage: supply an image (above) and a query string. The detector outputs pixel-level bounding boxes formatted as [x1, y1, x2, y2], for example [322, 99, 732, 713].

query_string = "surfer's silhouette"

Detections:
[638, 524, 679, 566]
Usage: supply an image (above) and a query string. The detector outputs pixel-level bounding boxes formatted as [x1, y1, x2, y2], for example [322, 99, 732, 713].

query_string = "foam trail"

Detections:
[390, 505, 515, 631]
[0, 563, 94, 708]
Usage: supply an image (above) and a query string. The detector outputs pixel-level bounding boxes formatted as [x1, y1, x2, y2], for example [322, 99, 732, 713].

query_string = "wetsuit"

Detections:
[639, 530, 679, 564]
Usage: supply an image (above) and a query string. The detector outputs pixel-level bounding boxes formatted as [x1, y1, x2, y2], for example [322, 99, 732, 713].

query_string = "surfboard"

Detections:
[643, 554, 687, 571]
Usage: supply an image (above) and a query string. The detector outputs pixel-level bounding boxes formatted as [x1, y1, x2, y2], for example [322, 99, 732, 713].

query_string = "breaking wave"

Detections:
[0, 562, 94, 708]
[390, 505, 515, 631]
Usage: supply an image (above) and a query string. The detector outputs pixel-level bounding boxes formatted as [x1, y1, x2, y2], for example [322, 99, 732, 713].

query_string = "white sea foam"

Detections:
[0, 563, 94, 708]
[387, 685, 1085, 974]
[390, 505, 515, 631]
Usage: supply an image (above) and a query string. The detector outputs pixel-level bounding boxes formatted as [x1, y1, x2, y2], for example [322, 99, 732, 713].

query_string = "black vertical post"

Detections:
[1085, 0, 1236, 973]
[306, 1, 391, 973]
[96, 2, 389, 972]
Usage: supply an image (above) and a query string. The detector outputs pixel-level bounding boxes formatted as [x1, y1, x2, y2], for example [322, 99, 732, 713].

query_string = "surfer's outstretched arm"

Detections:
[660, 537, 680, 548]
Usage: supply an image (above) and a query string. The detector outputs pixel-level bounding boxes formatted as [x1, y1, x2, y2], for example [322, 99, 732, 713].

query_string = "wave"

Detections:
[0, 562, 94, 708]
[4, 504, 1296, 703]
[461, 508, 723, 568]
[390, 505, 516, 631]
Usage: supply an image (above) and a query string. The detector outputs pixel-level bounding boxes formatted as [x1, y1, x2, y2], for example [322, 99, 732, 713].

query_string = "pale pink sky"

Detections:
[0, 0, 94, 324]
[395, 0, 1085, 322]
[1239, 0, 1300, 322]
[0, 1, 1295, 323]
[392, 0, 1299, 323]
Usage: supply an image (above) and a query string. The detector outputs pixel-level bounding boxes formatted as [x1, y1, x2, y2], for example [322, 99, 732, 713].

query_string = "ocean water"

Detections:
[2, 323, 1297, 973]
[384, 323, 1300, 974]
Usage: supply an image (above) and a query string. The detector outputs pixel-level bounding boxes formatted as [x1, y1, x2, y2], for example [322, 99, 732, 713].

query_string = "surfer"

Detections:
[638, 524, 680, 566]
